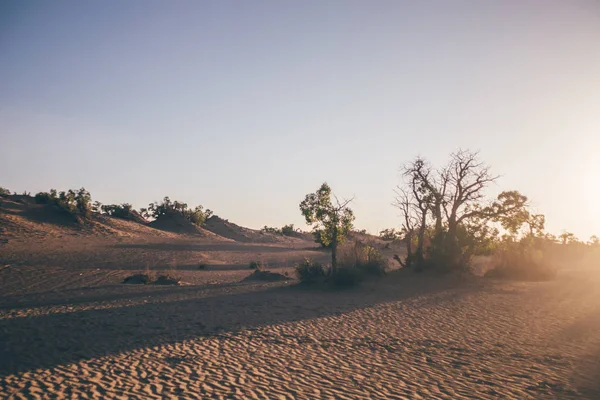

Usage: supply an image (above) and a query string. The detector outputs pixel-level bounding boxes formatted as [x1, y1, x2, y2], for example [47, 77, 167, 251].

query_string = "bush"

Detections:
[295, 258, 326, 283]
[484, 239, 557, 281]
[321, 243, 388, 287]
[34, 192, 54, 204]
[340, 242, 387, 276]
[249, 260, 263, 270]
[484, 263, 556, 281]
[122, 273, 181, 285]
[379, 228, 400, 241]
[154, 274, 181, 285]
[141, 197, 212, 226]
[243, 270, 289, 282]
[0, 187, 10, 196]
[102, 203, 135, 219]
[261, 226, 281, 234]
[260, 224, 300, 237]
[34, 187, 93, 219]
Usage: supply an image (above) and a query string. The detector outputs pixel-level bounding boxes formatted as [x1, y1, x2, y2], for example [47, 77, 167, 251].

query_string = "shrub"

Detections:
[295, 258, 326, 283]
[34, 192, 54, 204]
[102, 203, 135, 219]
[484, 239, 557, 281]
[123, 273, 153, 284]
[34, 187, 93, 219]
[248, 260, 263, 270]
[379, 228, 400, 241]
[154, 274, 181, 285]
[0, 187, 10, 196]
[141, 197, 212, 226]
[261, 224, 301, 237]
[484, 263, 556, 281]
[261, 226, 281, 234]
[243, 270, 289, 282]
[281, 224, 299, 237]
[122, 273, 181, 285]
[340, 242, 387, 276]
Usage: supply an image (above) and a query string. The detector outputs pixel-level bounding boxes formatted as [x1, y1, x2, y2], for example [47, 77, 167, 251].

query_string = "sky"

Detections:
[1, 1, 599, 239]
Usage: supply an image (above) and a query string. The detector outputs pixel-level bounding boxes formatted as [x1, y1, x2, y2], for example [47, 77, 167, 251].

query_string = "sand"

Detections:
[1, 270, 599, 399]
[1, 199, 599, 399]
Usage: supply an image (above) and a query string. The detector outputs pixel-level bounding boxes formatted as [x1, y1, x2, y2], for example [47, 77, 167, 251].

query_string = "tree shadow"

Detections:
[0, 281, 242, 311]
[0, 274, 473, 376]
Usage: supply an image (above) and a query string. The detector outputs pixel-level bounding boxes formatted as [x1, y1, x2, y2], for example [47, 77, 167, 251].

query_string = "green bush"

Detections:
[340, 243, 387, 276]
[260, 224, 299, 237]
[102, 203, 135, 219]
[34, 192, 54, 204]
[34, 188, 93, 219]
[141, 197, 212, 226]
[295, 258, 326, 283]
[0, 187, 10, 196]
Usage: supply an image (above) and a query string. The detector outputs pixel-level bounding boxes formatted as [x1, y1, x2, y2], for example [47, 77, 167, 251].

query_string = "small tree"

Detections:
[0, 187, 10, 196]
[559, 231, 577, 245]
[299, 183, 355, 271]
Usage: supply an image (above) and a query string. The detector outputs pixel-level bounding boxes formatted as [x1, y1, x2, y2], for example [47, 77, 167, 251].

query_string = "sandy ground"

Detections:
[1, 205, 599, 399]
[1, 267, 599, 399]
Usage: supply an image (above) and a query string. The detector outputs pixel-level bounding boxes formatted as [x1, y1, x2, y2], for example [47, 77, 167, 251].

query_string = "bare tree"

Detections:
[401, 158, 433, 265]
[393, 187, 418, 268]
[395, 150, 532, 271]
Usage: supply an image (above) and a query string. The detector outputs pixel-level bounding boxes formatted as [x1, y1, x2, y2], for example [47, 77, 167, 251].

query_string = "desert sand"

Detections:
[1, 197, 599, 399]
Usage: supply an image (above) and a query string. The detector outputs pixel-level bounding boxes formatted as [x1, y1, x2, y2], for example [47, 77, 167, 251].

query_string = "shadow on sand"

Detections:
[0, 273, 473, 376]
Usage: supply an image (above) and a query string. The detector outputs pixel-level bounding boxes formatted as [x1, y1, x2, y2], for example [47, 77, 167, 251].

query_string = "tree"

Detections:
[300, 183, 355, 271]
[393, 187, 418, 268]
[589, 235, 600, 246]
[400, 158, 432, 265]
[395, 150, 532, 271]
[75, 188, 92, 217]
[559, 231, 577, 245]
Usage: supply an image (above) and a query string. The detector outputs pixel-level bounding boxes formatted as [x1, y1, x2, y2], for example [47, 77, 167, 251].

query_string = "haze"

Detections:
[1, 1, 599, 238]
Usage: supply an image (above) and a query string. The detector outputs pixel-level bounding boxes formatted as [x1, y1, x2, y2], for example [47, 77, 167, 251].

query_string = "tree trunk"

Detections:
[403, 233, 414, 268]
[331, 242, 337, 272]
[446, 221, 460, 270]
[434, 202, 443, 235]
[416, 213, 427, 265]
[331, 226, 338, 272]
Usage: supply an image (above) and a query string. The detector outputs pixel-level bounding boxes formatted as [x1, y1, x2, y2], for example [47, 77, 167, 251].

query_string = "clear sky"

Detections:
[1, 1, 599, 239]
